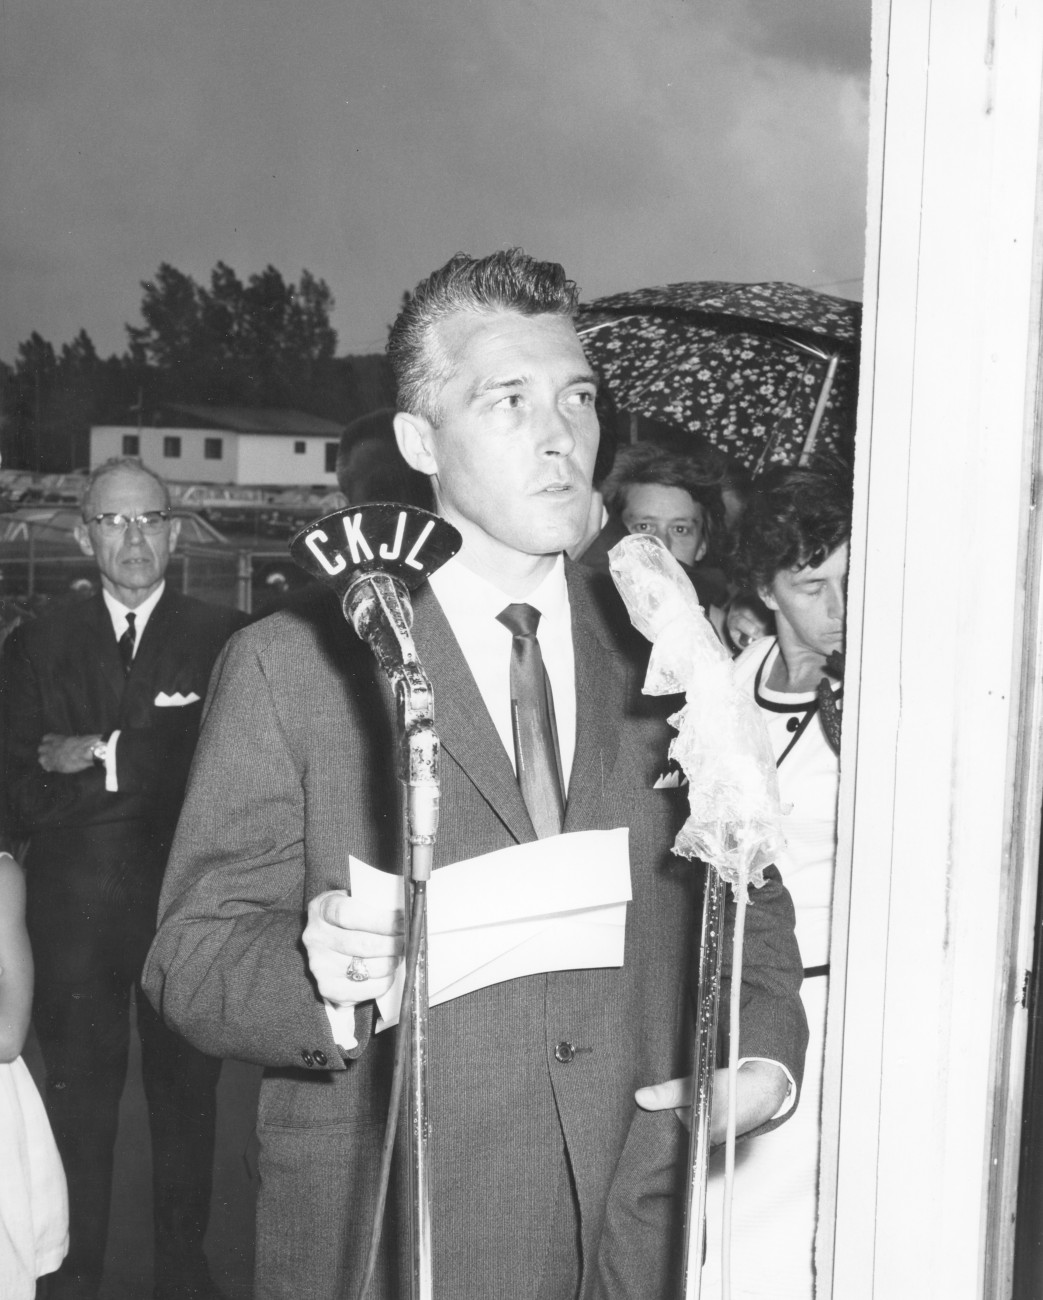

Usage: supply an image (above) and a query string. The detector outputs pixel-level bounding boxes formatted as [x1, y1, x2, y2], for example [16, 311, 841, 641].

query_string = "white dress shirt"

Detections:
[427, 553, 576, 791]
[98, 582, 166, 791]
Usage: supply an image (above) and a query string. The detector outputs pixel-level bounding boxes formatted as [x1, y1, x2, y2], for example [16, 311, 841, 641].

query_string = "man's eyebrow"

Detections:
[466, 369, 599, 404]
[468, 373, 528, 402]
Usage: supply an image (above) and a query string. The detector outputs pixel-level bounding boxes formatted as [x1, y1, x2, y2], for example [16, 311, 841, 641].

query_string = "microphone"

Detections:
[290, 502, 462, 673]
[290, 503, 462, 873]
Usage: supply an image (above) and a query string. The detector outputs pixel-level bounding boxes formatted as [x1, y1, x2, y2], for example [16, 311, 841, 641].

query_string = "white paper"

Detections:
[347, 827, 631, 1031]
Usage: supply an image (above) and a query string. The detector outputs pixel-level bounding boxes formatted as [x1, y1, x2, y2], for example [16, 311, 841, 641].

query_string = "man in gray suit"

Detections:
[144, 250, 807, 1299]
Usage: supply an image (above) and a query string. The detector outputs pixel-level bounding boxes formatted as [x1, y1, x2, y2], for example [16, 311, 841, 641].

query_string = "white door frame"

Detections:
[818, 3, 1043, 1296]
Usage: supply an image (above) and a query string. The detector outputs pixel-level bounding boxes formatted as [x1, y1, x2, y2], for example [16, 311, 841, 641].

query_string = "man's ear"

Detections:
[757, 583, 779, 612]
[74, 523, 95, 559]
[394, 412, 438, 476]
[167, 516, 181, 554]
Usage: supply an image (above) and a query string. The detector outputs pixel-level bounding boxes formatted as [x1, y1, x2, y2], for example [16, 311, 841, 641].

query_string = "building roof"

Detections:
[150, 404, 346, 437]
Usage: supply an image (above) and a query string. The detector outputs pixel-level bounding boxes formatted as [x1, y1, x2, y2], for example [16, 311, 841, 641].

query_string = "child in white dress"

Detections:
[0, 850, 68, 1297]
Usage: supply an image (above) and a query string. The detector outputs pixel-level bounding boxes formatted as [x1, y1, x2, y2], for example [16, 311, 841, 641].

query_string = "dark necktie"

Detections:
[496, 603, 565, 838]
[119, 612, 137, 676]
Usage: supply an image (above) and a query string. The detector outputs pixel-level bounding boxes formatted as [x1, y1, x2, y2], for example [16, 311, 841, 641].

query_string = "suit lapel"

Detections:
[84, 593, 125, 710]
[129, 586, 176, 687]
[411, 585, 535, 844]
[562, 569, 627, 832]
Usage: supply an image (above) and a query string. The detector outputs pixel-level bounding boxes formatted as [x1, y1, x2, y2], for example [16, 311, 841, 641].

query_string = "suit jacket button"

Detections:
[301, 1050, 314, 1066]
[313, 1049, 328, 1067]
[554, 1041, 575, 1064]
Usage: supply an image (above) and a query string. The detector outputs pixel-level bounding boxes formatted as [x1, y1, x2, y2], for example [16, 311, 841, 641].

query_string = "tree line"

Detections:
[0, 262, 397, 473]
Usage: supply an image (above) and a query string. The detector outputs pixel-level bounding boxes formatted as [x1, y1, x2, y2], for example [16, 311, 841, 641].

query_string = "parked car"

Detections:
[257, 490, 347, 539]
[0, 471, 38, 505]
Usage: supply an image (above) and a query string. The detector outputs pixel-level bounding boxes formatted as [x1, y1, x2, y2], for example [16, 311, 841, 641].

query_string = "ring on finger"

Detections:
[346, 956, 371, 983]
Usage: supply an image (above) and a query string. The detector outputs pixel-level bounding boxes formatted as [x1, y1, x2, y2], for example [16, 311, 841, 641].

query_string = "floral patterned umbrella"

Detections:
[576, 281, 861, 473]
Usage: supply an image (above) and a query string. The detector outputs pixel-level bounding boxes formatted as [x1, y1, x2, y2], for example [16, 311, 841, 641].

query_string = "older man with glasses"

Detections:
[1, 458, 246, 1300]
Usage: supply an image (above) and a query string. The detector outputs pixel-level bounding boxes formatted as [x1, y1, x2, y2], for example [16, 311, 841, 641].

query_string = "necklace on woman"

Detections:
[754, 647, 840, 766]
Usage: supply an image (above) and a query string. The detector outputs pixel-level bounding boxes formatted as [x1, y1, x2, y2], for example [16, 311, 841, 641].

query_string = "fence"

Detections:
[0, 535, 307, 617]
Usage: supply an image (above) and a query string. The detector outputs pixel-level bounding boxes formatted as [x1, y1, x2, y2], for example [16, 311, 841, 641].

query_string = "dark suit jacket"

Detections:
[1, 588, 245, 964]
[143, 569, 806, 1300]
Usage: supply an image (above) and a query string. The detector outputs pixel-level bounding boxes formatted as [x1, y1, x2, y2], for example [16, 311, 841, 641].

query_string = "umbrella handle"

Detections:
[799, 353, 840, 465]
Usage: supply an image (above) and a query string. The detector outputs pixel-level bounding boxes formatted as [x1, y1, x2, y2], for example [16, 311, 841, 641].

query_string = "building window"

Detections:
[122, 434, 140, 456]
[294, 440, 306, 455]
[204, 438, 223, 460]
[325, 442, 338, 473]
[163, 436, 181, 459]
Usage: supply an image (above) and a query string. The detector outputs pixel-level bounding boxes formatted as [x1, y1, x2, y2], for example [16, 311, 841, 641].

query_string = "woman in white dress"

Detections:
[0, 850, 68, 1298]
[702, 462, 852, 1300]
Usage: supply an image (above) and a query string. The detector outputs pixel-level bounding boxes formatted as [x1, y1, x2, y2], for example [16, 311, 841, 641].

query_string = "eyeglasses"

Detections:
[85, 511, 172, 536]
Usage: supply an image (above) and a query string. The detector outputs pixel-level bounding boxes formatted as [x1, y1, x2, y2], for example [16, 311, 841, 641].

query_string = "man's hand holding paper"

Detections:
[338, 827, 631, 1031]
[303, 893, 404, 1008]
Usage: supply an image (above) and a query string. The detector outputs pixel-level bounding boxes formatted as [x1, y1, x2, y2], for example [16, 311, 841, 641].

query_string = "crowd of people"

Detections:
[0, 248, 853, 1300]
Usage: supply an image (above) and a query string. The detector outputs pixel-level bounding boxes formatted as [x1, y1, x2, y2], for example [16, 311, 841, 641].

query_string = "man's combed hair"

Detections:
[81, 458, 171, 518]
[731, 460, 853, 592]
[387, 249, 581, 424]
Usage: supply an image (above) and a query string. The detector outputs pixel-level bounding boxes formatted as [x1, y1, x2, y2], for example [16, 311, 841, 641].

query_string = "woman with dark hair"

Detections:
[702, 461, 852, 1300]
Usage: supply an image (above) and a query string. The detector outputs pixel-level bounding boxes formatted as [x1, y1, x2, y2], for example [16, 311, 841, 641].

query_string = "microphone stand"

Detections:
[346, 572, 437, 1300]
[290, 503, 462, 1300]
[681, 868, 726, 1299]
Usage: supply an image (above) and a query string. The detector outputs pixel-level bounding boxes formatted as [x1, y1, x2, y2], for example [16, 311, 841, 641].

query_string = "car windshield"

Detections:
[175, 515, 227, 545]
[0, 514, 73, 543]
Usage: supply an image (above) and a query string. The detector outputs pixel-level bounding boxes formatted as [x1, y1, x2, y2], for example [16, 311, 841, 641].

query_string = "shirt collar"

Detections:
[427, 553, 568, 626]
[101, 580, 165, 638]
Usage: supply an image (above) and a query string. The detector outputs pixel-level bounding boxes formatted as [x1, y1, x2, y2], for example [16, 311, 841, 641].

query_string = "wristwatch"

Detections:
[90, 737, 109, 766]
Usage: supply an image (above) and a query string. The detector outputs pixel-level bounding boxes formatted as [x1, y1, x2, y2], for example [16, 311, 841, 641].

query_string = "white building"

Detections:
[90, 404, 346, 488]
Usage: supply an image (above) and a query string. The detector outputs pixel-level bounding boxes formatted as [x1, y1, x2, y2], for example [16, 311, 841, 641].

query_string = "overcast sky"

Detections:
[0, 0, 870, 363]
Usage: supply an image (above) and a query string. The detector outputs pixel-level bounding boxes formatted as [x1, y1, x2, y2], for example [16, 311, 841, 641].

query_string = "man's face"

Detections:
[75, 467, 180, 605]
[620, 482, 709, 566]
[761, 541, 848, 661]
[396, 310, 599, 578]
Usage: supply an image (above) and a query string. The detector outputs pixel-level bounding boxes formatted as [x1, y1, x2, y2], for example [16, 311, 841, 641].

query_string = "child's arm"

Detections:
[0, 852, 32, 1063]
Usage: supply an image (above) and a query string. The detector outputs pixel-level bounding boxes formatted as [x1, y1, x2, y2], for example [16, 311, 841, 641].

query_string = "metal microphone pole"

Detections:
[346, 570, 437, 1299]
[681, 868, 726, 1300]
[291, 505, 462, 1300]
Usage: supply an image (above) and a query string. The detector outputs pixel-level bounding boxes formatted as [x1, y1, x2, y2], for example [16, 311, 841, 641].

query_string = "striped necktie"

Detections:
[496, 603, 565, 838]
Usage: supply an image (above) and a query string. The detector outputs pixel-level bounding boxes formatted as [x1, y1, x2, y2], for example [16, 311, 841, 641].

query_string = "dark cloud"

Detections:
[739, 0, 870, 76]
[0, 0, 868, 362]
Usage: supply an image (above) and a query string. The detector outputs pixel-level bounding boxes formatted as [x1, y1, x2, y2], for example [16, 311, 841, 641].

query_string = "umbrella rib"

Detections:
[576, 315, 646, 337]
[779, 334, 833, 363]
[576, 304, 858, 353]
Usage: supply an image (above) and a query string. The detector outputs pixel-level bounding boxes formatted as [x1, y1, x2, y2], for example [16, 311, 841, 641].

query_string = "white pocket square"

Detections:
[154, 691, 201, 707]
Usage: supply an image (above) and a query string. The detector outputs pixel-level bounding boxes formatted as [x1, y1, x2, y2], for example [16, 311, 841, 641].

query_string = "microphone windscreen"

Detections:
[289, 503, 462, 601]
